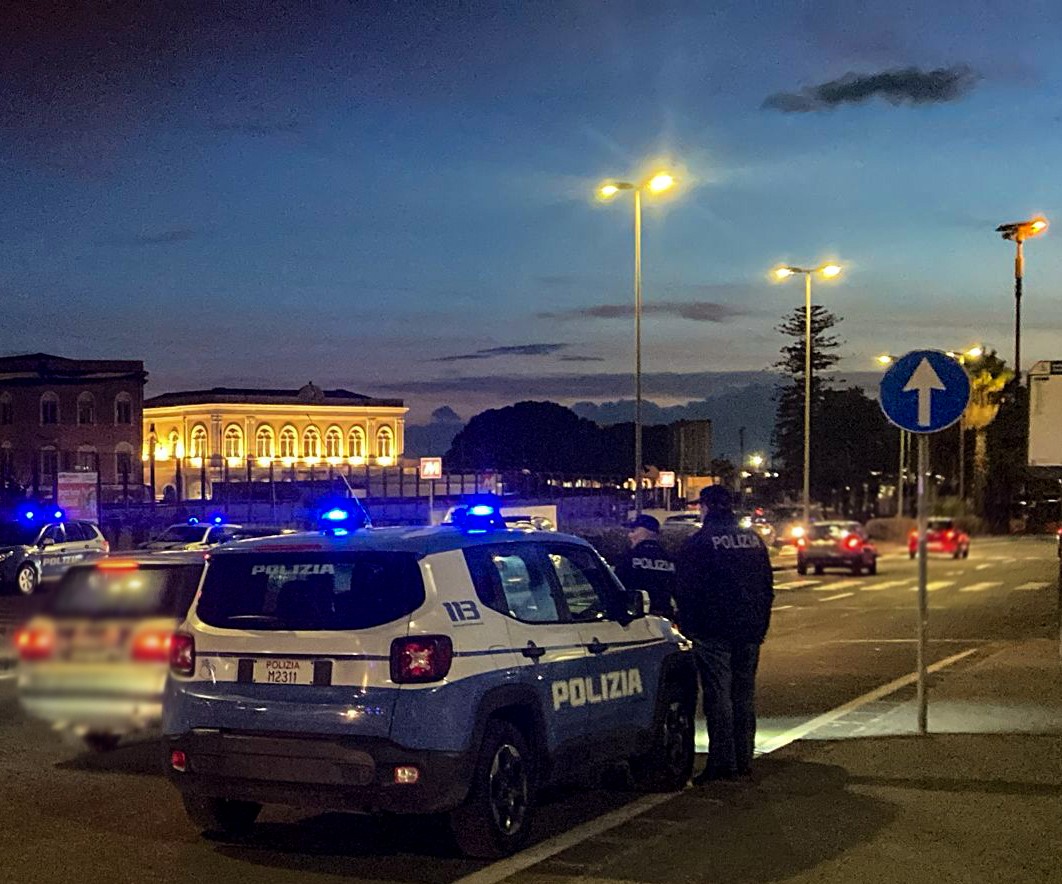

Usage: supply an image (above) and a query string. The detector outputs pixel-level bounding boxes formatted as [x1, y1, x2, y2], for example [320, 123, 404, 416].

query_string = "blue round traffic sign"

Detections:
[879, 349, 971, 434]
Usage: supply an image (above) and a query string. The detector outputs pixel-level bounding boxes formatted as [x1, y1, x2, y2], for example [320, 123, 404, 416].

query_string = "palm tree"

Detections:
[963, 352, 1012, 516]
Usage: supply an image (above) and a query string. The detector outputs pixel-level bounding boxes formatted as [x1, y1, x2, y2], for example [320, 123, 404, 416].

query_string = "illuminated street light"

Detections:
[771, 262, 844, 525]
[996, 216, 1048, 376]
[595, 170, 679, 514]
[877, 353, 894, 366]
[749, 454, 765, 469]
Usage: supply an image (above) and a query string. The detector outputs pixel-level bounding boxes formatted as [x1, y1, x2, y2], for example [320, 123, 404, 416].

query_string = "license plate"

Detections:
[254, 658, 311, 685]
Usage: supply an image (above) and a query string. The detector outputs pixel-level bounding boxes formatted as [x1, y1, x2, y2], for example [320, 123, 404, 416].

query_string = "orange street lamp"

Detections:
[996, 216, 1048, 377]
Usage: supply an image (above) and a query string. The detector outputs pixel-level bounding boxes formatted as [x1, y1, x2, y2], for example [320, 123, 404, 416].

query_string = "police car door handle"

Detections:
[521, 641, 545, 660]
[587, 638, 608, 655]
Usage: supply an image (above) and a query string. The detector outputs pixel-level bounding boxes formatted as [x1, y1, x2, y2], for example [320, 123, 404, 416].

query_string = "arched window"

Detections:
[279, 426, 297, 459]
[115, 442, 134, 480]
[376, 426, 394, 459]
[223, 424, 243, 459]
[40, 446, 58, 477]
[255, 425, 275, 459]
[114, 392, 132, 425]
[40, 392, 59, 426]
[76, 445, 97, 471]
[167, 429, 180, 460]
[303, 426, 321, 459]
[348, 426, 366, 459]
[77, 391, 95, 426]
[190, 424, 208, 459]
[325, 426, 343, 459]
[0, 393, 12, 426]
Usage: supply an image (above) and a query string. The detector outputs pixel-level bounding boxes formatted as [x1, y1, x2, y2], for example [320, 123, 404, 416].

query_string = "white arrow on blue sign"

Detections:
[879, 349, 971, 434]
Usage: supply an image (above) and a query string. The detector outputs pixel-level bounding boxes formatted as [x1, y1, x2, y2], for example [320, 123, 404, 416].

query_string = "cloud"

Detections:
[430, 343, 569, 363]
[539, 301, 748, 323]
[762, 65, 978, 113]
[127, 228, 201, 246]
[559, 355, 606, 362]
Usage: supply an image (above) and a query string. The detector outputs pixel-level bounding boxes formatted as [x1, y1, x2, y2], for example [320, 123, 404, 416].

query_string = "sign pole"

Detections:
[428, 480, 434, 526]
[916, 433, 929, 734]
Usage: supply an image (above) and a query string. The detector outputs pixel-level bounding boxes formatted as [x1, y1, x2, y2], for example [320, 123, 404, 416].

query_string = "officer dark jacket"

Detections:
[674, 512, 774, 643]
[615, 538, 676, 617]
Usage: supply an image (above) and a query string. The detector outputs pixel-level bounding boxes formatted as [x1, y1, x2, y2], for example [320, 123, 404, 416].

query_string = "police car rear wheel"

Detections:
[16, 564, 37, 596]
[630, 682, 695, 792]
[451, 720, 533, 858]
[181, 795, 261, 837]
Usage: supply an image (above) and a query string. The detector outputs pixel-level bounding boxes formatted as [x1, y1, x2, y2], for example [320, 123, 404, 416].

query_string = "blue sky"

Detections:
[2, 1, 1062, 421]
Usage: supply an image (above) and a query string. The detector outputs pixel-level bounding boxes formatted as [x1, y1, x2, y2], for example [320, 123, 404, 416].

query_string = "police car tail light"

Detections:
[16, 626, 54, 661]
[170, 749, 187, 772]
[390, 636, 453, 684]
[169, 632, 195, 676]
[393, 765, 420, 785]
[132, 629, 173, 663]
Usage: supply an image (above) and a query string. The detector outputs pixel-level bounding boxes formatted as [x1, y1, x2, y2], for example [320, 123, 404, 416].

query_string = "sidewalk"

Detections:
[514, 638, 1062, 884]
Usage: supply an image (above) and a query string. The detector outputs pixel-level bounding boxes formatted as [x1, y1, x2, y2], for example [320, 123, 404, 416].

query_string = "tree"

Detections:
[772, 305, 844, 496]
[814, 387, 890, 516]
[961, 351, 1013, 517]
[445, 401, 606, 472]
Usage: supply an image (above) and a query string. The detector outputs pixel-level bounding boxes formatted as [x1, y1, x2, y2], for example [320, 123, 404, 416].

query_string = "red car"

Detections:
[909, 518, 970, 559]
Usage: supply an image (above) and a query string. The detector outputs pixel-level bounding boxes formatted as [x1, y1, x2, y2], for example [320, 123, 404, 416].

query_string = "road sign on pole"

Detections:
[879, 350, 972, 735]
[419, 457, 443, 524]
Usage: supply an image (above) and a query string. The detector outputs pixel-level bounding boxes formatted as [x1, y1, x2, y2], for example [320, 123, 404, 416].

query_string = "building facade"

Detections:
[143, 383, 407, 500]
[0, 353, 146, 496]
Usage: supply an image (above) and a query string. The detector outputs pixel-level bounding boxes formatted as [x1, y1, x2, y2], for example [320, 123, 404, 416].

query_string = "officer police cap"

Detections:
[628, 514, 660, 532]
[699, 484, 733, 508]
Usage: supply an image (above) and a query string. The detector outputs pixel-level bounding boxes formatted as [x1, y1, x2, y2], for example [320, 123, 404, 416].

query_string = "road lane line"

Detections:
[958, 582, 1002, 593]
[773, 605, 794, 611]
[1014, 581, 1050, 591]
[775, 579, 821, 590]
[860, 580, 909, 591]
[975, 563, 992, 571]
[911, 581, 954, 592]
[456, 647, 980, 884]
[818, 592, 855, 602]
[814, 579, 861, 591]
[755, 648, 979, 755]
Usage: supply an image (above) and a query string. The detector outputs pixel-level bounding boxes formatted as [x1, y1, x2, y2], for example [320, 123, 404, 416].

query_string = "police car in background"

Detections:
[0, 507, 109, 595]
[164, 500, 696, 858]
[139, 517, 287, 551]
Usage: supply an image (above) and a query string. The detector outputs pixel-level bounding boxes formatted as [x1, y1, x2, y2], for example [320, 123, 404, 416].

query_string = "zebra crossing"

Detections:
[775, 575, 1053, 596]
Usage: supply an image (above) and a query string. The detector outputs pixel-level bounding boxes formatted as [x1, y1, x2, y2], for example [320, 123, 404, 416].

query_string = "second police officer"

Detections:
[615, 514, 677, 618]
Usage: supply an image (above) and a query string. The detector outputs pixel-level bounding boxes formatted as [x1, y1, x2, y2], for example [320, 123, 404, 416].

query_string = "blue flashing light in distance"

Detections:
[53, 509, 64, 520]
[450, 495, 507, 532]
[209, 514, 225, 525]
[23, 511, 34, 521]
[187, 517, 200, 525]
[468, 504, 495, 517]
[322, 507, 350, 522]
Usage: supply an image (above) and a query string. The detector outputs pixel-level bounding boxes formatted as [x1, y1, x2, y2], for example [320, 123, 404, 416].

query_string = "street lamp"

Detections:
[772, 262, 843, 525]
[598, 170, 677, 514]
[996, 216, 1047, 377]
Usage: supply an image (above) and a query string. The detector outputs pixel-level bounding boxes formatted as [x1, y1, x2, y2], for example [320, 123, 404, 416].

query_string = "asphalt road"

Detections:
[0, 536, 1057, 883]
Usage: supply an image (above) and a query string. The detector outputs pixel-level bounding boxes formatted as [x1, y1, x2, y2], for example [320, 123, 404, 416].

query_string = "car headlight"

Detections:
[0, 550, 14, 563]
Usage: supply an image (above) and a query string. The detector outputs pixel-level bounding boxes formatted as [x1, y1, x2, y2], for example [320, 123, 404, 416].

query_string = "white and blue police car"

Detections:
[163, 500, 696, 857]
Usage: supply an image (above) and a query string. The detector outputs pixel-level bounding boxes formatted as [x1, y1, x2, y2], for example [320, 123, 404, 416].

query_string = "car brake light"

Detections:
[843, 535, 862, 551]
[170, 749, 187, 772]
[132, 630, 172, 663]
[909, 530, 918, 540]
[390, 635, 453, 684]
[394, 765, 420, 784]
[169, 632, 195, 676]
[945, 530, 956, 540]
[796, 537, 806, 548]
[16, 626, 54, 661]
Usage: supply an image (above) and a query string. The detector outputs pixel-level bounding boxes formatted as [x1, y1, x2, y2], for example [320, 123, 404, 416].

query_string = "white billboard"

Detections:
[1028, 361, 1062, 466]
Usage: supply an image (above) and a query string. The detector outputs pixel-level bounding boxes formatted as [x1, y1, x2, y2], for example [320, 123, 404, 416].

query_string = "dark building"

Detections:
[0, 353, 146, 498]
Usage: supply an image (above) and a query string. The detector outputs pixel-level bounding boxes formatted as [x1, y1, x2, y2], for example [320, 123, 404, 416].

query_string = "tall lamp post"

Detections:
[773, 263, 842, 525]
[598, 171, 676, 515]
[995, 217, 1047, 378]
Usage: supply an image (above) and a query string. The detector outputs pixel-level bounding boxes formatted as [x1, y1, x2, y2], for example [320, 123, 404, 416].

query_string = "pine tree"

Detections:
[772, 305, 843, 496]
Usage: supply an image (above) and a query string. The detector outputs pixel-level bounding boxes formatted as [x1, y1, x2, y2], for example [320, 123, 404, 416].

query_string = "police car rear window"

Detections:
[48, 564, 204, 619]
[196, 552, 424, 631]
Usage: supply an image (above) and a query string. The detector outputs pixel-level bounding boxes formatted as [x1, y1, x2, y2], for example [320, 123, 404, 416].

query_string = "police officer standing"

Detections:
[675, 485, 773, 784]
[615, 514, 676, 617]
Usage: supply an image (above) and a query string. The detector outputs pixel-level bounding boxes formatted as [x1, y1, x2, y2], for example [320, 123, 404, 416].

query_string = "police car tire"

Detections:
[450, 719, 534, 859]
[15, 564, 37, 596]
[181, 794, 261, 837]
[629, 681, 695, 792]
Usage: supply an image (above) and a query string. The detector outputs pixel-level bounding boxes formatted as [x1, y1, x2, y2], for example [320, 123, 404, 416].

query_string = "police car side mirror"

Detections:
[39, 537, 54, 548]
[636, 590, 650, 617]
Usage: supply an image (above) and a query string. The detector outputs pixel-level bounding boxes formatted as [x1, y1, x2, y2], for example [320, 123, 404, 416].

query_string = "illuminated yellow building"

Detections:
[143, 383, 407, 499]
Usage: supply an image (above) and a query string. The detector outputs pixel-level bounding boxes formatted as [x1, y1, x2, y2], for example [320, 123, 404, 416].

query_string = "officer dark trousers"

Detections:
[693, 639, 760, 776]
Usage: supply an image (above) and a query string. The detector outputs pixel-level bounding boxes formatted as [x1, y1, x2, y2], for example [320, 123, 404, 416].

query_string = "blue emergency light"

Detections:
[314, 496, 371, 533]
[450, 496, 507, 533]
[17, 504, 63, 523]
[187, 517, 200, 525]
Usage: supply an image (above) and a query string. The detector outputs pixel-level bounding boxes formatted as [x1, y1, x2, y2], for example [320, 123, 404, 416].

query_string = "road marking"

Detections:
[975, 563, 992, 571]
[0, 671, 15, 681]
[775, 579, 820, 590]
[911, 581, 954, 592]
[959, 582, 1002, 593]
[456, 647, 980, 884]
[815, 579, 862, 591]
[773, 605, 794, 611]
[1014, 581, 1050, 591]
[819, 592, 855, 602]
[860, 580, 910, 591]
[755, 648, 979, 755]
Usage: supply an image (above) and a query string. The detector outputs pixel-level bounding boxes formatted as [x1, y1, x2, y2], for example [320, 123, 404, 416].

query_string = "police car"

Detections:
[0, 507, 109, 595]
[139, 517, 287, 551]
[163, 500, 696, 858]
